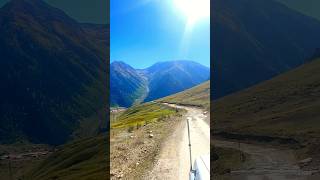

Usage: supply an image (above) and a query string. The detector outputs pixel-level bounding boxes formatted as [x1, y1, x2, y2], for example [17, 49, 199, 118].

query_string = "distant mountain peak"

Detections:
[111, 61, 136, 71]
[111, 61, 128, 66]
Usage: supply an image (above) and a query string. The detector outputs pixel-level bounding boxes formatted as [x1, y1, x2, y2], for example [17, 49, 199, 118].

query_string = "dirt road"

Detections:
[144, 104, 210, 180]
[214, 139, 320, 180]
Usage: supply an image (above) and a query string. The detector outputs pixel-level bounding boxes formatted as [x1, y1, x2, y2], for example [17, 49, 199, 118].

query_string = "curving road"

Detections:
[144, 104, 210, 180]
[214, 139, 320, 180]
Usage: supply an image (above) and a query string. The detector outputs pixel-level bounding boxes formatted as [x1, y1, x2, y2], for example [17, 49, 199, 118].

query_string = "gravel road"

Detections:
[214, 139, 320, 180]
[145, 104, 210, 180]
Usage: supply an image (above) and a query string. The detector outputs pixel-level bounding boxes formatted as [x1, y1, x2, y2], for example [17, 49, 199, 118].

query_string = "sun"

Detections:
[174, 0, 210, 25]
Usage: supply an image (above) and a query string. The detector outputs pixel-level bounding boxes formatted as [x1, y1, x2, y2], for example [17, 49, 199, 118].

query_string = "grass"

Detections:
[23, 134, 108, 180]
[213, 146, 246, 176]
[111, 102, 178, 129]
[158, 81, 210, 110]
[213, 58, 320, 163]
[110, 108, 126, 123]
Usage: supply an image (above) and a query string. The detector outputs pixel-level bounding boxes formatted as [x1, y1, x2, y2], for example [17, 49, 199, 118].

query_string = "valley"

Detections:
[110, 60, 210, 108]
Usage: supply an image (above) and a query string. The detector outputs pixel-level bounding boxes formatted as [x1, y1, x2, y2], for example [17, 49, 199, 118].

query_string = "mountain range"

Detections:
[110, 60, 210, 107]
[213, 0, 320, 99]
[0, 0, 108, 145]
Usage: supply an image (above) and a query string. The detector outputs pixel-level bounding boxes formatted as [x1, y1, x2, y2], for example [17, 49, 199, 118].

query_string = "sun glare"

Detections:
[174, 0, 210, 25]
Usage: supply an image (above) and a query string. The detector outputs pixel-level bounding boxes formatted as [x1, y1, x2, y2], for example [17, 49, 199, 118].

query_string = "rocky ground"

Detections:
[110, 113, 183, 180]
[0, 144, 53, 179]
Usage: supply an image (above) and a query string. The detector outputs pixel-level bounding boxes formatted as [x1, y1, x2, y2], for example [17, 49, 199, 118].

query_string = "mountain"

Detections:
[0, 0, 108, 145]
[159, 81, 210, 110]
[110, 61, 148, 107]
[213, 56, 320, 162]
[110, 61, 210, 107]
[213, 0, 320, 99]
[143, 60, 210, 102]
[81, 23, 109, 47]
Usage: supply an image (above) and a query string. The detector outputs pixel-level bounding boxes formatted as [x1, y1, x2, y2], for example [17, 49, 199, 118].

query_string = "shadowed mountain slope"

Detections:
[214, 55, 320, 163]
[213, 0, 320, 99]
[0, 0, 108, 145]
[110, 61, 147, 107]
[144, 60, 209, 102]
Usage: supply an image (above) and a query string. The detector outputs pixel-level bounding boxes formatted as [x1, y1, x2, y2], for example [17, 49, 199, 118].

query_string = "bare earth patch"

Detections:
[110, 114, 183, 180]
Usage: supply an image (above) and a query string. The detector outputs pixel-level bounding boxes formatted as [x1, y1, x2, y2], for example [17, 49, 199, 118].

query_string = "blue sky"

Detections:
[111, 0, 210, 69]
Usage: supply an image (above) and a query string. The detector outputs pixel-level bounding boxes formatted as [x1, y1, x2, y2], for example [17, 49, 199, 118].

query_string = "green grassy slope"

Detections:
[111, 102, 178, 129]
[214, 58, 320, 160]
[158, 81, 210, 110]
[24, 135, 108, 180]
